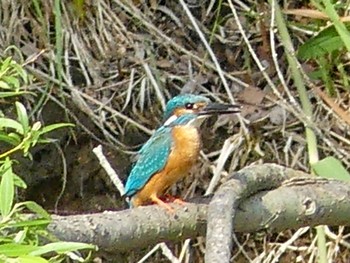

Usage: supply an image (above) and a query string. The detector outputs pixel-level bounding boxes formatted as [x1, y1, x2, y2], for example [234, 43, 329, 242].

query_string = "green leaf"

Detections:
[16, 102, 29, 135]
[29, 242, 96, 256]
[8, 133, 22, 144]
[3, 46, 25, 63]
[39, 123, 75, 135]
[36, 138, 54, 144]
[0, 91, 31, 98]
[0, 80, 11, 90]
[22, 140, 32, 155]
[20, 201, 51, 220]
[0, 159, 14, 216]
[298, 24, 350, 60]
[13, 173, 27, 189]
[0, 236, 14, 243]
[8, 218, 50, 228]
[0, 243, 36, 256]
[11, 63, 29, 85]
[29, 130, 41, 147]
[3, 75, 20, 89]
[14, 229, 27, 243]
[312, 156, 350, 181]
[0, 118, 24, 134]
[17, 255, 49, 263]
[0, 57, 12, 72]
[0, 132, 19, 145]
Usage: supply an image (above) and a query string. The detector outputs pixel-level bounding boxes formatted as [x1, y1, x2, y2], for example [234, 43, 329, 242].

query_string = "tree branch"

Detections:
[47, 164, 350, 254]
[205, 163, 308, 262]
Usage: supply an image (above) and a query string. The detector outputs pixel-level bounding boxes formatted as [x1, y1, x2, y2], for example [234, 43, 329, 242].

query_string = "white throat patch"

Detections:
[164, 115, 178, 126]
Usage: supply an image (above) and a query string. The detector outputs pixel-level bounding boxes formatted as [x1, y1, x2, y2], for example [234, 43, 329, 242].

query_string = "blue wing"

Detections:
[124, 126, 173, 197]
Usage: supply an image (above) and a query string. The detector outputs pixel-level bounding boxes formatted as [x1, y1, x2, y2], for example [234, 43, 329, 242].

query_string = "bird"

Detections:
[124, 94, 241, 211]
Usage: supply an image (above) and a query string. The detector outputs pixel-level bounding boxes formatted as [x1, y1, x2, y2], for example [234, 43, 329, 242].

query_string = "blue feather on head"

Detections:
[163, 94, 210, 121]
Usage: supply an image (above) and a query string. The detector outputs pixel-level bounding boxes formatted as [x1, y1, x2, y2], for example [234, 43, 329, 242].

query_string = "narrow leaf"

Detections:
[312, 156, 350, 181]
[17, 255, 48, 263]
[16, 102, 29, 135]
[0, 80, 11, 90]
[0, 243, 36, 257]
[298, 25, 348, 59]
[8, 218, 50, 228]
[20, 201, 51, 219]
[3, 76, 20, 89]
[0, 91, 31, 98]
[29, 242, 96, 256]
[13, 173, 27, 189]
[0, 118, 24, 134]
[0, 132, 19, 145]
[0, 159, 14, 216]
[0, 57, 12, 72]
[8, 133, 21, 143]
[39, 123, 74, 135]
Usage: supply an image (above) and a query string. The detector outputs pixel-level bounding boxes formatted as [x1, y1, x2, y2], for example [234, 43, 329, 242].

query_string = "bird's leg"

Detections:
[150, 194, 175, 213]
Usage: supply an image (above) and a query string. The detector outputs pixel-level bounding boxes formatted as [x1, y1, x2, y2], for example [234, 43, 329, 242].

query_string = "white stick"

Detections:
[92, 145, 125, 196]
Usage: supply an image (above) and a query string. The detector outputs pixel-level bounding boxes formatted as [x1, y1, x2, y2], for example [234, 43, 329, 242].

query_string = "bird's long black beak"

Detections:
[198, 103, 241, 116]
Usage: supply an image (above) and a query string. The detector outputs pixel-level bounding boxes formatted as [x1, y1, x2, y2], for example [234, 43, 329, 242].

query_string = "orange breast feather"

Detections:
[132, 126, 201, 206]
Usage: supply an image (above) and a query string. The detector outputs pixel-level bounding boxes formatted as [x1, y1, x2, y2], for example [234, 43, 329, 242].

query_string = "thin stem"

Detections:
[271, 1, 326, 262]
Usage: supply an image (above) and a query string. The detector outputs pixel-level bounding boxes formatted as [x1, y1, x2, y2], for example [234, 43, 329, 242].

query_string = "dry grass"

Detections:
[1, 0, 350, 262]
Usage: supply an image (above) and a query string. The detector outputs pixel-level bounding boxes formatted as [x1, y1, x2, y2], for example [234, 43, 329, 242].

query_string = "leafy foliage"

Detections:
[298, 24, 350, 60]
[0, 101, 74, 159]
[0, 54, 95, 262]
[297, 19, 350, 94]
[0, 48, 33, 98]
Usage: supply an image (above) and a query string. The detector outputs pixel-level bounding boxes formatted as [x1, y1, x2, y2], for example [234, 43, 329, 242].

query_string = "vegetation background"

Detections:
[1, 0, 350, 262]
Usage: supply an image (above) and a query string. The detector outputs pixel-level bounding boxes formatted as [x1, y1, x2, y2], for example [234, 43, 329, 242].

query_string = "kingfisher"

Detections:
[124, 94, 241, 211]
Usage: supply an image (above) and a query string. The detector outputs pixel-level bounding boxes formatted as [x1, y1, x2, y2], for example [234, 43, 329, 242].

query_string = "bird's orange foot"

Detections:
[173, 198, 187, 205]
[161, 194, 186, 205]
[151, 195, 175, 213]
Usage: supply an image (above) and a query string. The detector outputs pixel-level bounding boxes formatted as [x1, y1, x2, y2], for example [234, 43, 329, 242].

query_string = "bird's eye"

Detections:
[185, 103, 194, 109]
